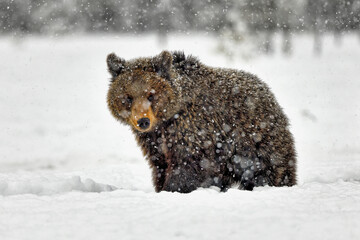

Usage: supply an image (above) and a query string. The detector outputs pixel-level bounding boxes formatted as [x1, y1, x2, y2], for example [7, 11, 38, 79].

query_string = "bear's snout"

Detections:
[130, 98, 157, 132]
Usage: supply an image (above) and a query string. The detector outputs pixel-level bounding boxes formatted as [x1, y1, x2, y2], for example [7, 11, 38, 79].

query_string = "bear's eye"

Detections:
[126, 96, 133, 104]
[148, 94, 154, 102]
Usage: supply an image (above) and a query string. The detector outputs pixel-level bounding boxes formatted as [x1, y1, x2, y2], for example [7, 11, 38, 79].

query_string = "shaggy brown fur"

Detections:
[106, 51, 297, 193]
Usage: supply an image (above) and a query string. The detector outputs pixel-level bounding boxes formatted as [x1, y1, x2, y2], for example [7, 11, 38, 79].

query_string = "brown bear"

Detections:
[106, 51, 296, 193]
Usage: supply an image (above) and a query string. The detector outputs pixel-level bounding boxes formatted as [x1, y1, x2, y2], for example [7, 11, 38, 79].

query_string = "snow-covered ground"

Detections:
[0, 34, 360, 239]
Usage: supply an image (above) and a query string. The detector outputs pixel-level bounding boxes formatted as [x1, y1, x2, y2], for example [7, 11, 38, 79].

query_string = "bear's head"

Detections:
[106, 51, 182, 133]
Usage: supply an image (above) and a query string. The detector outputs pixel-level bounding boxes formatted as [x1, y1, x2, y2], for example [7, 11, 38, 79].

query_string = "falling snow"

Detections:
[0, 0, 360, 237]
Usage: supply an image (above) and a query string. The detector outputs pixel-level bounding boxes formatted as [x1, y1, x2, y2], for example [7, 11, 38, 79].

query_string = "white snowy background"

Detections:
[0, 33, 360, 239]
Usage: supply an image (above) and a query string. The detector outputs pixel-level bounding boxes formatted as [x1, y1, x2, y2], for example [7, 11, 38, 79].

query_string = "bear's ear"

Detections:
[107, 53, 126, 79]
[152, 51, 173, 80]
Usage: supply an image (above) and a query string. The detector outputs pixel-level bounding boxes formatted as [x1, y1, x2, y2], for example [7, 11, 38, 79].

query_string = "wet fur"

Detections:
[107, 51, 297, 193]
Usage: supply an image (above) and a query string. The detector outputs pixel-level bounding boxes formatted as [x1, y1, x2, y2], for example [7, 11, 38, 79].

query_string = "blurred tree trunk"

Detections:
[314, 31, 322, 55]
[306, 0, 323, 55]
[282, 29, 292, 55]
[154, 0, 171, 46]
[264, 31, 274, 54]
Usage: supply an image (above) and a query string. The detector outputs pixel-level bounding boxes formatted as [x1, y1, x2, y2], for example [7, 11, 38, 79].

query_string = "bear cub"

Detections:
[106, 51, 296, 193]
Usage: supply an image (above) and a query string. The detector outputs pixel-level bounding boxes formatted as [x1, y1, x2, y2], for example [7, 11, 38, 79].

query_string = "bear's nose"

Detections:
[137, 118, 150, 130]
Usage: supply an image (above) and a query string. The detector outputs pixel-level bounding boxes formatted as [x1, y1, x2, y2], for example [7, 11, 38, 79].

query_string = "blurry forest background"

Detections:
[1, 0, 359, 55]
